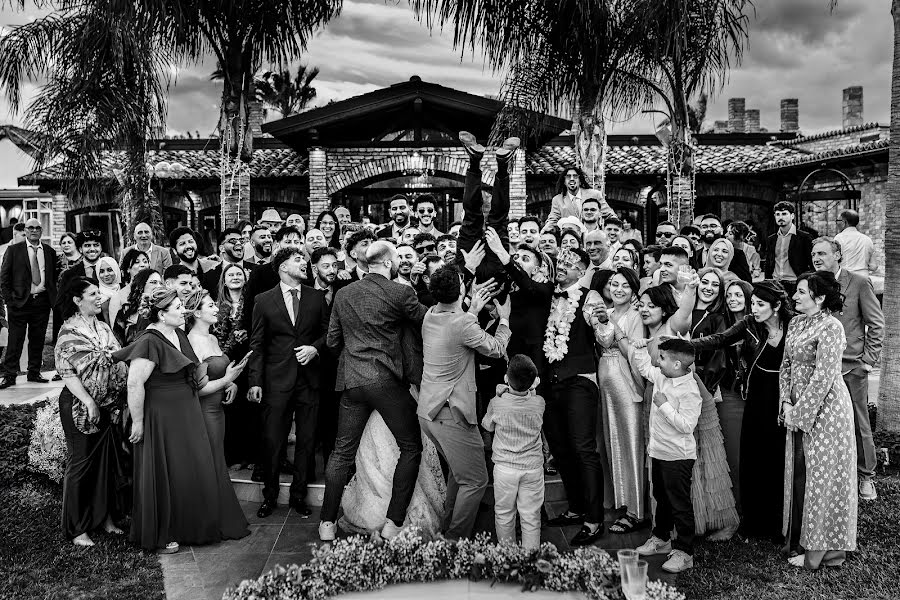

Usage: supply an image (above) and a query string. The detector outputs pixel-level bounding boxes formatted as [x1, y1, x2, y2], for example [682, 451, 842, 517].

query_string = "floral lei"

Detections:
[544, 286, 583, 363]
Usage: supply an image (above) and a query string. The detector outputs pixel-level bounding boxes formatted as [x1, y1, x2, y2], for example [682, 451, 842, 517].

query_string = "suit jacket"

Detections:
[248, 284, 330, 394]
[544, 188, 616, 230]
[417, 307, 511, 425]
[0, 241, 58, 309]
[242, 262, 279, 332]
[836, 269, 884, 371]
[126, 243, 172, 276]
[201, 260, 257, 300]
[765, 229, 813, 279]
[503, 260, 552, 352]
[327, 273, 427, 390]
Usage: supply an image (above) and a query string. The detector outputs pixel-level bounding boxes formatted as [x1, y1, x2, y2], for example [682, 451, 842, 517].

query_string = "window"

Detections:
[23, 198, 53, 244]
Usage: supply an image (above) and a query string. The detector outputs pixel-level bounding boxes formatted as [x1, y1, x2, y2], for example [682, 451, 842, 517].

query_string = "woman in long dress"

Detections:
[689, 280, 793, 542]
[114, 287, 249, 553]
[55, 277, 130, 546]
[781, 272, 857, 569]
[587, 267, 646, 533]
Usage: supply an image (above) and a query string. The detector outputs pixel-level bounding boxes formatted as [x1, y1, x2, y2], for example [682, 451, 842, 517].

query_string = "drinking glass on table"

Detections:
[623, 559, 648, 600]
[617, 549, 638, 571]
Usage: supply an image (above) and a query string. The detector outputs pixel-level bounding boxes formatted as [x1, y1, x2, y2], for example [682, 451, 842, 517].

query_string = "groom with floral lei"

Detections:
[542, 247, 606, 546]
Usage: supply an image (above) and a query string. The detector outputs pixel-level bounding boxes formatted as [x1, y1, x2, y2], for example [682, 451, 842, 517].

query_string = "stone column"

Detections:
[51, 193, 69, 248]
[509, 150, 527, 219]
[308, 147, 328, 223]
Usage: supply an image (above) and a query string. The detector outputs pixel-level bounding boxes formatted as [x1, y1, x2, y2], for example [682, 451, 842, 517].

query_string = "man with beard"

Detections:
[414, 194, 443, 237]
[169, 226, 217, 278]
[202, 227, 258, 300]
[247, 225, 274, 265]
[164, 264, 196, 303]
[436, 234, 458, 266]
[377, 194, 412, 240]
[320, 240, 428, 541]
[698, 214, 752, 282]
[544, 167, 616, 231]
[581, 198, 603, 233]
[542, 248, 605, 546]
[412, 232, 437, 259]
[395, 244, 417, 286]
[654, 221, 677, 247]
[126, 221, 172, 274]
[346, 228, 377, 281]
[334, 206, 352, 227]
[604, 216, 623, 254]
[243, 226, 304, 333]
[764, 201, 813, 298]
[56, 230, 105, 321]
[517, 216, 541, 251]
[310, 246, 342, 469]
[580, 229, 612, 288]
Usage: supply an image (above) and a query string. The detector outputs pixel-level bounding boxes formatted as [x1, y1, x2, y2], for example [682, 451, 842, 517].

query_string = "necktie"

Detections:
[29, 246, 41, 286]
[290, 288, 300, 325]
[85, 264, 94, 280]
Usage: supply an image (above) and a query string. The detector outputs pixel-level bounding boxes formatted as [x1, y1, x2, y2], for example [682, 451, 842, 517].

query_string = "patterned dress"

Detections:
[781, 312, 857, 552]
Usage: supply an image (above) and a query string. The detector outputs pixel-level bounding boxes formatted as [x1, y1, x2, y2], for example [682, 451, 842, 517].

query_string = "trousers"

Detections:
[651, 458, 695, 555]
[493, 464, 544, 549]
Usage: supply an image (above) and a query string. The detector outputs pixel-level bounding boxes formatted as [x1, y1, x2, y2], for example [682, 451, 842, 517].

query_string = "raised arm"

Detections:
[462, 312, 511, 359]
[689, 316, 750, 352]
[668, 273, 697, 336]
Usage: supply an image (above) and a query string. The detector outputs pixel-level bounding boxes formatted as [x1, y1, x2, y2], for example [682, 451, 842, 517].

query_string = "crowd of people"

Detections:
[0, 131, 882, 575]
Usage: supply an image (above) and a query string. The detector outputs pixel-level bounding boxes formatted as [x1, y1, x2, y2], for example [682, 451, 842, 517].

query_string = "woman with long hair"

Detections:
[315, 210, 342, 250]
[215, 263, 248, 358]
[113, 287, 249, 553]
[781, 272, 857, 569]
[119, 249, 150, 285]
[55, 277, 129, 546]
[670, 235, 700, 270]
[687, 280, 794, 542]
[587, 267, 647, 533]
[113, 269, 161, 346]
[611, 247, 640, 272]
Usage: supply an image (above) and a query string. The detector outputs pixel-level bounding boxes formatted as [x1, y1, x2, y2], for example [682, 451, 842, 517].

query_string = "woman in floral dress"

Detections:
[781, 272, 857, 569]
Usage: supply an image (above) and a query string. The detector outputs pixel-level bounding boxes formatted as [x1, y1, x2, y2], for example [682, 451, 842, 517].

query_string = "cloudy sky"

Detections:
[0, 0, 892, 138]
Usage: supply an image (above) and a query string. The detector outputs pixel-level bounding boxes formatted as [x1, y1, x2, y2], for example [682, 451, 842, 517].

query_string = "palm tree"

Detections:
[255, 64, 320, 119]
[0, 0, 169, 244]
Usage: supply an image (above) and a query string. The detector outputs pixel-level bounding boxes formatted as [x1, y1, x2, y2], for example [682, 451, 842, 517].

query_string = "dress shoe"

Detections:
[0, 376, 15, 389]
[495, 136, 521, 164]
[289, 498, 312, 518]
[27, 373, 49, 383]
[52, 373, 62, 382]
[458, 131, 485, 160]
[570, 524, 603, 546]
[546, 511, 584, 527]
[859, 479, 878, 501]
[257, 500, 276, 518]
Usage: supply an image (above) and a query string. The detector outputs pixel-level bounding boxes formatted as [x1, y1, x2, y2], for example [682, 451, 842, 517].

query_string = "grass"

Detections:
[0, 474, 164, 600]
[676, 469, 900, 600]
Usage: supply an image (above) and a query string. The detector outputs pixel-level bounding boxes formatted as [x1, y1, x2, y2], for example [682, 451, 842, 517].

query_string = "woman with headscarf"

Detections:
[705, 237, 749, 285]
[95, 256, 123, 326]
[686, 280, 794, 542]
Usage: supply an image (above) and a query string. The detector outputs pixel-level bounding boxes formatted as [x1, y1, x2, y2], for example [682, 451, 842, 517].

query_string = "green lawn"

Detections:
[676, 470, 900, 600]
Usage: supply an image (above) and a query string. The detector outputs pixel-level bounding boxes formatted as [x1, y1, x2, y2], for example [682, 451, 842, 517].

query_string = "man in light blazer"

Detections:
[811, 236, 884, 501]
[248, 246, 330, 519]
[125, 221, 172, 275]
[417, 265, 511, 540]
[543, 167, 616, 231]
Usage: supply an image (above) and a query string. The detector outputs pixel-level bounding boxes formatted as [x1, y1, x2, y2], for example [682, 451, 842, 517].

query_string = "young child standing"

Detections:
[620, 335, 702, 573]
[481, 354, 545, 549]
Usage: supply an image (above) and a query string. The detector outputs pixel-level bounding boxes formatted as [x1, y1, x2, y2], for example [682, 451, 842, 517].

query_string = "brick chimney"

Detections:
[780, 99, 799, 133]
[745, 109, 761, 133]
[727, 98, 746, 132]
[713, 120, 729, 134]
[842, 86, 863, 129]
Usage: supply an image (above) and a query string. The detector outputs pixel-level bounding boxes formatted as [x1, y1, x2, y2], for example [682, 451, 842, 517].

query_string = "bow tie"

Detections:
[553, 290, 569, 299]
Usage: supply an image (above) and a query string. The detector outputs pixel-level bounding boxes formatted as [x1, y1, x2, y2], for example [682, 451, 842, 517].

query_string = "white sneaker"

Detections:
[662, 550, 694, 573]
[636, 535, 672, 556]
[859, 480, 878, 501]
[381, 519, 403, 539]
[318, 521, 336, 541]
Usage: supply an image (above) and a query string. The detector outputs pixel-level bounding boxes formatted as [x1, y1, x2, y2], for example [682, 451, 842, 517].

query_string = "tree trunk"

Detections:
[119, 147, 163, 246]
[877, 0, 900, 434]
[572, 98, 606, 196]
[667, 124, 695, 229]
[219, 49, 254, 228]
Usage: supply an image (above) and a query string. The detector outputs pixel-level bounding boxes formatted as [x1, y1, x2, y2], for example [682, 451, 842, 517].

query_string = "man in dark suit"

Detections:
[241, 226, 304, 332]
[765, 201, 813, 297]
[376, 194, 412, 241]
[811, 236, 884, 501]
[344, 228, 377, 282]
[201, 227, 257, 300]
[56, 230, 104, 295]
[248, 247, 330, 519]
[319, 240, 428, 541]
[0, 217, 18, 244]
[0, 218, 58, 388]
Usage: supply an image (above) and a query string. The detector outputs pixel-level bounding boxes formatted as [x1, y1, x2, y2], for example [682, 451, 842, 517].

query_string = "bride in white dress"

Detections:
[339, 393, 446, 535]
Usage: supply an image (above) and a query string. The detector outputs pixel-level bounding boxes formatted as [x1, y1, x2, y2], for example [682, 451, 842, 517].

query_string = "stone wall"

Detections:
[789, 125, 888, 154]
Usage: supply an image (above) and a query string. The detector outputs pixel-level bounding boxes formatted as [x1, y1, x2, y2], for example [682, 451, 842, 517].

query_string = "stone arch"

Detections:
[326, 153, 496, 195]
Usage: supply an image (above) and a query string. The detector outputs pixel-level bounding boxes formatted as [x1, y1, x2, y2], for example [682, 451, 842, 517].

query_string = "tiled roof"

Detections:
[526, 143, 806, 176]
[22, 148, 308, 182]
[760, 138, 889, 170]
[778, 122, 886, 147]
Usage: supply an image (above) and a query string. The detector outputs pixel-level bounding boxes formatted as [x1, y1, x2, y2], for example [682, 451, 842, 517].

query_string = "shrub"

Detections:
[0, 400, 45, 484]
[28, 400, 67, 483]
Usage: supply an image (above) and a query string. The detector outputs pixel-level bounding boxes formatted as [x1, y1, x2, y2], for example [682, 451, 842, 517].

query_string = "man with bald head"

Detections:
[125, 221, 172, 274]
[0, 218, 58, 388]
[580, 229, 612, 287]
[320, 239, 428, 542]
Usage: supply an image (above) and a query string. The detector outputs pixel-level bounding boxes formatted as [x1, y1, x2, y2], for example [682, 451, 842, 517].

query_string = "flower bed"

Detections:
[0, 395, 67, 486]
[224, 527, 684, 600]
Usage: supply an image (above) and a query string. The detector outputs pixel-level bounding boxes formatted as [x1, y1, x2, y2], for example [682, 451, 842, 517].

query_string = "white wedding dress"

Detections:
[339, 407, 446, 535]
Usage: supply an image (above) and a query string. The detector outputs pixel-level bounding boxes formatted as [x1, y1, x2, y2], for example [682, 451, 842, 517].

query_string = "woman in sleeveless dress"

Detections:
[586, 267, 647, 533]
[114, 287, 249, 553]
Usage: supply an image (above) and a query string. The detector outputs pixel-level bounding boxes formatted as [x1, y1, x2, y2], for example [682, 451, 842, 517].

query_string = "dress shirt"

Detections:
[279, 281, 301, 324]
[27, 242, 46, 294]
[83, 259, 99, 281]
[481, 386, 545, 470]
[774, 224, 797, 281]
[314, 280, 333, 305]
[631, 346, 702, 461]
[355, 266, 368, 280]
[834, 227, 878, 276]
[579, 258, 612, 288]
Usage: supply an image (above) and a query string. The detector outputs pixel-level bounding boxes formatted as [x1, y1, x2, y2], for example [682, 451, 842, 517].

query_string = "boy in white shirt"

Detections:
[619, 335, 702, 573]
[481, 354, 545, 549]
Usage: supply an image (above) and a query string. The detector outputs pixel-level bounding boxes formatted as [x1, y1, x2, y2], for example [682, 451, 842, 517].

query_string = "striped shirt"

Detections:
[481, 386, 545, 470]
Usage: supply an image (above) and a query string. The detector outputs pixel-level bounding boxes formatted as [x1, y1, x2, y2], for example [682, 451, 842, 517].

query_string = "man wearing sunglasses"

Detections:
[0, 218, 59, 389]
[654, 221, 677, 247]
[413, 194, 443, 237]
